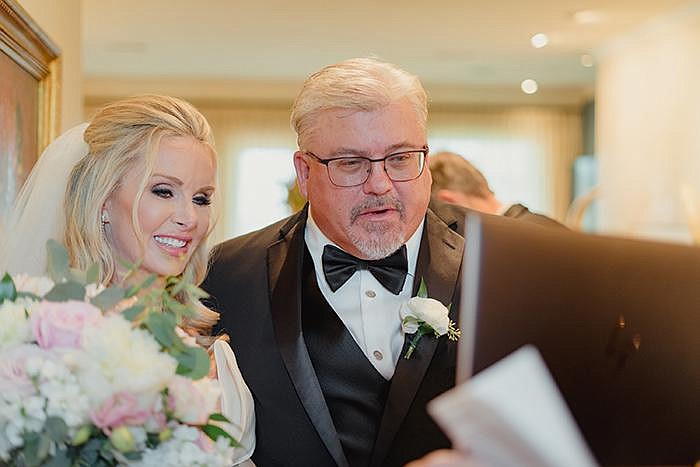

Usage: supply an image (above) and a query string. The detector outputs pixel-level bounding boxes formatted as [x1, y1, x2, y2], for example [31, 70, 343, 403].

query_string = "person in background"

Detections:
[429, 151, 562, 227]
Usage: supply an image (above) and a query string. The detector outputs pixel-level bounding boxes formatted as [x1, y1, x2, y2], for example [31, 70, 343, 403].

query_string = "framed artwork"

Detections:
[0, 0, 60, 231]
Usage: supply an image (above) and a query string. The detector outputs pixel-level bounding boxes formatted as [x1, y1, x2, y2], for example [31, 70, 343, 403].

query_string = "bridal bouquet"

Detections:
[0, 241, 236, 466]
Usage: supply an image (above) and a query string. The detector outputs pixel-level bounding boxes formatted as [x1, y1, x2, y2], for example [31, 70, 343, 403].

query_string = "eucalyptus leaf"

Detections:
[44, 281, 86, 302]
[417, 278, 428, 298]
[125, 273, 156, 298]
[69, 267, 87, 284]
[16, 291, 41, 301]
[168, 274, 187, 296]
[202, 424, 240, 447]
[22, 431, 51, 466]
[144, 312, 178, 348]
[45, 416, 68, 442]
[122, 304, 146, 322]
[41, 447, 71, 467]
[91, 286, 126, 311]
[86, 262, 101, 285]
[46, 239, 70, 283]
[77, 437, 102, 465]
[0, 273, 17, 304]
[175, 345, 210, 379]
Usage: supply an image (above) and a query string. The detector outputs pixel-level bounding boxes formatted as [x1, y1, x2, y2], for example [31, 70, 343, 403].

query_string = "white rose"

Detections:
[399, 296, 450, 335]
[11, 274, 54, 297]
[75, 314, 178, 408]
[0, 301, 32, 349]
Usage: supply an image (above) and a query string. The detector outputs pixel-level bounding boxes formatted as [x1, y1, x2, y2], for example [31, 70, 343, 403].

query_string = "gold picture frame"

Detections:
[0, 0, 60, 228]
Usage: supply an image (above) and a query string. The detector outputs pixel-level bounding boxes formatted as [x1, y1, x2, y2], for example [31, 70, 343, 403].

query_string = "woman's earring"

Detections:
[101, 211, 109, 225]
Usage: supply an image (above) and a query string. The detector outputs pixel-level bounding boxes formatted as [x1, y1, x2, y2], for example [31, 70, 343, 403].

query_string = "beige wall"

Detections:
[596, 3, 700, 242]
[19, 0, 82, 131]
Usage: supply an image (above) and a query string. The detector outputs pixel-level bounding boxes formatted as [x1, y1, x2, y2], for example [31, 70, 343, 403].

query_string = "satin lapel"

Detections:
[370, 209, 465, 467]
[267, 208, 349, 467]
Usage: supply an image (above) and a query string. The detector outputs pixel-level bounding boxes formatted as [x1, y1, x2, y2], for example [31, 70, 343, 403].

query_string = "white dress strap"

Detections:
[213, 339, 256, 466]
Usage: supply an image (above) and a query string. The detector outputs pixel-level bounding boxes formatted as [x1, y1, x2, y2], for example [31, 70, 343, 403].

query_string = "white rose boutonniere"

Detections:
[399, 278, 461, 359]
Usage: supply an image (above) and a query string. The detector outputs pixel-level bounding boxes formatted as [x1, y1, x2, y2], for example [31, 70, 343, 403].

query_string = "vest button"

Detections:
[373, 350, 383, 360]
[365, 290, 376, 298]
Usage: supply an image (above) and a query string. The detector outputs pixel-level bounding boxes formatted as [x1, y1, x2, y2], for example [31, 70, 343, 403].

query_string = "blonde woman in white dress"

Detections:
[0, 95, 255, 466]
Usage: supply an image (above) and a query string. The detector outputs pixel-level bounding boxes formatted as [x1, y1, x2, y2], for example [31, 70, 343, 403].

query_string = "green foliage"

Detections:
[91, 286, 126, 311]
[86, 262, 101, 285]
[208, 413, 231, 423]
[202, 424, 240, 447]
[46, 239, 70, 283]
[174, 344, 211, 379]
[417, 277, 428, 298]
[44, 281, 86, 302]
[41, 448, 70, 467]
[0, 273, 17, 304]
[144, 312, 179, 348]
[44, 416, 69, 443]
[121, 304, 146, 322]
[21, 431, 51, 466]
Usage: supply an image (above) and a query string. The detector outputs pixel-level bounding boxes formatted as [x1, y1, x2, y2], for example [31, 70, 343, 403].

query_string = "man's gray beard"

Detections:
[348, 195, 406, 259]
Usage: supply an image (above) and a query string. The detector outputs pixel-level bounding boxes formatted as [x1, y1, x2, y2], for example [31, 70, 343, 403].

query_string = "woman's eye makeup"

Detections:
[151, 185, 173, 198]
[151, 183, 212, 206]
[193, 194, 212, 206]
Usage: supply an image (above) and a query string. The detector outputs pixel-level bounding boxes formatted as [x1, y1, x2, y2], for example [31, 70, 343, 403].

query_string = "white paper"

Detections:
[428, 345, 599, 467]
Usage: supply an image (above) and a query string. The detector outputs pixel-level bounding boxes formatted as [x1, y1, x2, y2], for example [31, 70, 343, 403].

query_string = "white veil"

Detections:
[0, 123, 89, 276]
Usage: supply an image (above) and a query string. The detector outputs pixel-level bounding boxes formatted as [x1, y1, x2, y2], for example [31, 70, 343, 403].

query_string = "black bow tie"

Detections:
[321, 244, 408, 295]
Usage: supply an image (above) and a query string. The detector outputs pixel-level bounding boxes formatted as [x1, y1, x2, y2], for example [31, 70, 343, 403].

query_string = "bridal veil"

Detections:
[0, 123, 89, 275]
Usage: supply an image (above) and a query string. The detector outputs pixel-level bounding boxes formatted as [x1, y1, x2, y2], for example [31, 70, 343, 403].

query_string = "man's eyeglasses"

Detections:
[304, 146, 428, 187]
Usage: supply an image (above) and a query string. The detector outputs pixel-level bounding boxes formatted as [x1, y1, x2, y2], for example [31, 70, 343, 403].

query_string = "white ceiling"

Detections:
[82, 0, 693, 103]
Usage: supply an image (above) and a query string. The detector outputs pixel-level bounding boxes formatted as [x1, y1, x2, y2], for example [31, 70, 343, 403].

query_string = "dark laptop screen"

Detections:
[459, 213, 700, 466]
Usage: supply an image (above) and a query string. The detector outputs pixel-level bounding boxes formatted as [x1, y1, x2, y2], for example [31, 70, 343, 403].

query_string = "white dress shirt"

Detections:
[304, 211, 424, 380]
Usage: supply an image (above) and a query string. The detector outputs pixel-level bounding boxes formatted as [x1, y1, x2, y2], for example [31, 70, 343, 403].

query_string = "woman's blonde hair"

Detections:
[64, 94, 222, 340]
[290, 57, 428, 148]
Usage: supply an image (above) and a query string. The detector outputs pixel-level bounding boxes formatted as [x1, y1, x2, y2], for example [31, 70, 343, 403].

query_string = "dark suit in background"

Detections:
[503, 203, 565, 228]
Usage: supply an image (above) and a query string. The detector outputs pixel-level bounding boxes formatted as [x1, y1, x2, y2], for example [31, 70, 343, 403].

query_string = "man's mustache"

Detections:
[350, 196, 405, 224]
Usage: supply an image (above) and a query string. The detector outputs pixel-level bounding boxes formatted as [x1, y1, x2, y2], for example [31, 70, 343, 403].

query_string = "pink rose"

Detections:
[0, 345, 47, 396]
[91, 391, 150, 434]
[168, 376, 219, 425]
[31, 300, 102, 349]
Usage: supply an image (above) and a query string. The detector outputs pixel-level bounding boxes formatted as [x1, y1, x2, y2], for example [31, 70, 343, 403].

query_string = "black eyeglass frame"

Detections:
[303, 145, 429, 187]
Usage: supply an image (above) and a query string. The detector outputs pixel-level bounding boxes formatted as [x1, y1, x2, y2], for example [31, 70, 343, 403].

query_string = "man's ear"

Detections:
[293, 151, 310, 198]
[435, 189, 465, 205]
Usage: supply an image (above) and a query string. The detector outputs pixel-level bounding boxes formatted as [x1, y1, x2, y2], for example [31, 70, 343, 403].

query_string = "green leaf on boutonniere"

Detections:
[417, 277, 428, 298]
[401, 278, 461, 359]
[0, 273, 17, 304]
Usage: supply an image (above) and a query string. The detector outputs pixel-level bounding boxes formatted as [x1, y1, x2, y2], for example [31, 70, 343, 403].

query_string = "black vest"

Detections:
[301, 248, 390, 467]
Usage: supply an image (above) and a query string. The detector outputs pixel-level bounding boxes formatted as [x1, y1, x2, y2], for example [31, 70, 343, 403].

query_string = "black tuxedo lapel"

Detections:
[370, 208, 465, 467]
[267, 207, 349, 467]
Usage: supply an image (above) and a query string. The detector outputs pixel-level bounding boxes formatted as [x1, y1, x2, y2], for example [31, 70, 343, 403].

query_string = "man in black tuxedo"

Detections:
[429, 150, 562, 228]
[203, 58, 467, 467]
